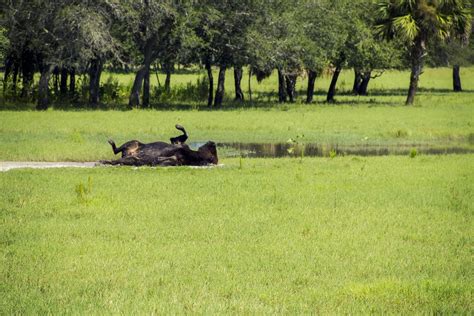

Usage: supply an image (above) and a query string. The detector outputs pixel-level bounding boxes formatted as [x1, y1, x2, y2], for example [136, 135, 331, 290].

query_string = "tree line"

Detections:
[1, 0, 472, 110]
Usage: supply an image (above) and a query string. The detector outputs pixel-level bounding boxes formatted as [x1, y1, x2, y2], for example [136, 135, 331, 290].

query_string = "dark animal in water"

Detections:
[170, 124, 188, 144]
[102, 140, 218, 167]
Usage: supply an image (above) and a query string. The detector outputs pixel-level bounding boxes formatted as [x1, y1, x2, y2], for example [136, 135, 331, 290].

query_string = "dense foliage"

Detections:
[375, 0, 472, 104]
[1, 0, 472, 109]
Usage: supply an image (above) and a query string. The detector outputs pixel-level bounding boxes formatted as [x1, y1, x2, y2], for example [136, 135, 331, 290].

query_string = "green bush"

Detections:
[100, 76, 123, 103]
[153, 75, 208, 102]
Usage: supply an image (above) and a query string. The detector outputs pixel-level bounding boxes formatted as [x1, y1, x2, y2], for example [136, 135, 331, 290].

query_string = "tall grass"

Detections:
[1, 155, 473, 313]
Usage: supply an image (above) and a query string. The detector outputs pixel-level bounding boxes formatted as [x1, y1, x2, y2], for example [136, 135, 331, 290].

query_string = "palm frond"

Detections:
[392, 14, 419, 41]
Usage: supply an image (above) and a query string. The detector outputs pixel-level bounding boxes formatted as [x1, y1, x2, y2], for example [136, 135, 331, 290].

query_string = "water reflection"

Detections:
[210, 142, 474, 158]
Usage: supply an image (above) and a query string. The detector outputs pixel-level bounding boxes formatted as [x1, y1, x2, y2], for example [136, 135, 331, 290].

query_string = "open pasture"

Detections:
[1, 68, 474, 162]
[1, 100, 473, 161]
[2, 0, 474, 312]
[1, 67, 473, 313]
[1, 155, 473, 313]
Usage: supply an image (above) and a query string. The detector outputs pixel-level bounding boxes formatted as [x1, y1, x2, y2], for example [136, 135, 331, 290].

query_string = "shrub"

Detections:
[100, 76, 123, 103]
[153, 75, 208, 103]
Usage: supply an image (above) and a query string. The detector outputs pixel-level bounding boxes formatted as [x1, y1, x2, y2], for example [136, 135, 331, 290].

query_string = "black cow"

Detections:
[102, 139, 218, 167]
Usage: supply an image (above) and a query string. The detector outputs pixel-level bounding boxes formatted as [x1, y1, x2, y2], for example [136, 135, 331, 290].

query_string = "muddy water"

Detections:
[205, 142, 474, 158]
[2, 143, 472, 171]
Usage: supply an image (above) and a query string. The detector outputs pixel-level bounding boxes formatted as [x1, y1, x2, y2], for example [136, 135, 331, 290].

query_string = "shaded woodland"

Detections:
[1, 0, 472, 109]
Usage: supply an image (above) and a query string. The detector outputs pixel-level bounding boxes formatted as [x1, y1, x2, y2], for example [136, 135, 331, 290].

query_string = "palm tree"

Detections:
[376, 0, 471, 105]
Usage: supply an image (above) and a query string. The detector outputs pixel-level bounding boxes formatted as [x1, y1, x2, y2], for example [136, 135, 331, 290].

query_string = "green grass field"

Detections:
[107, 66, 474, 102]
[1, 99, 473, 161]
[1, 156, 473, 313]
[1, 67, 473, 313]
[2, 66, 474, 109]
[1, 67, 473, 161]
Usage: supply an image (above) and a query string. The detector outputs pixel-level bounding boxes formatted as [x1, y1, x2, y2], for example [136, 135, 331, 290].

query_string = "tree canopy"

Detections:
[1, 0, 472, 109]
[376, 0, 472, 104]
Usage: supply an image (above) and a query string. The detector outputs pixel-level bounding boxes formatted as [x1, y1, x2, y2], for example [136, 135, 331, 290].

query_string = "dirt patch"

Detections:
[0, 162, 98, 172]
[0, 161, 224, 172]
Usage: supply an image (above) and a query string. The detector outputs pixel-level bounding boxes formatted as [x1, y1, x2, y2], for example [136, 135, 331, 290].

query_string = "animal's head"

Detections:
[198, 141, 218, 165]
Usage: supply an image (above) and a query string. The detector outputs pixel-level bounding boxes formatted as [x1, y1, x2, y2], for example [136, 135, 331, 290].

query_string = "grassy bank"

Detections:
[1, 155, 472, 313]
[1, 96, 473, 161]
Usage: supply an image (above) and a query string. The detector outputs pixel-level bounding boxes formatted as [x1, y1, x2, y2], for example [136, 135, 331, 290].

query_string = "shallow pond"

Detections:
[190, 142, 474, 158]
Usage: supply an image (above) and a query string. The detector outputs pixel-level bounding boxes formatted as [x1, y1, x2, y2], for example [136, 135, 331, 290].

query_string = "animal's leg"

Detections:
[108, 139, 121, 155]
[153, 156, 180, 166]
[99, 159, 120, 165]
[170, 125, 188, 144]
[100, 156, 143, 166]
[108, 140, 138, 157]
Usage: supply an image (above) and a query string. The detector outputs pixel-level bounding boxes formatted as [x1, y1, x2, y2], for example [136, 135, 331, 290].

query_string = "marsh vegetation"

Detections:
[1, 1, 473, 313]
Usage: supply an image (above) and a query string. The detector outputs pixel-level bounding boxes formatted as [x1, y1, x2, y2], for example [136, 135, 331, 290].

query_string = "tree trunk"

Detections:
[69, 67, 76, 97]
[406, 37, 426, 105]
[164, 67, 171, 93]
[20, 50, 35, 98]
[285, 74, 297, 103]
[89, 58, 103, 106]
[3, 56, 13, 94]
[326, 65, 342, 103]
[53, 67, 59, 96]
[60, 67, 68, 97]
[406, 71, 418, 105]
[143, 68, 150, 107]
[153, 64, 162, 87]
[248, 68, 252, 102]
[453, 65, 462, 92]
[205, 62, 214, 107]
[37, 65, 53, 110]
[306, 69, 317, 103]
[234, 67, 244, 101]
[352, 69, 362, 95]
[129, 66, 147, 107]
[12, 63, 19, 95]
[357, 71, 371, 96]
[278, 68, 287, 103]
[129, 40, 154, 108]
[214, 66, 226, 107]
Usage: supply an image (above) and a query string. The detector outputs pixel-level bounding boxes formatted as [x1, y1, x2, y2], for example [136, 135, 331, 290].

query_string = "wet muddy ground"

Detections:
[0, 161, 98, 172]
[2, 142, 472, 171]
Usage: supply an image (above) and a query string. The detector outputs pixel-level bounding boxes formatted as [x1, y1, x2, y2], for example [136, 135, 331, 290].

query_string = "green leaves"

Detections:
[0, 26, 8, 63]
[374, 0, 471, 104]
[393, 14, 419, 41]
[376, 0, 472, 44]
